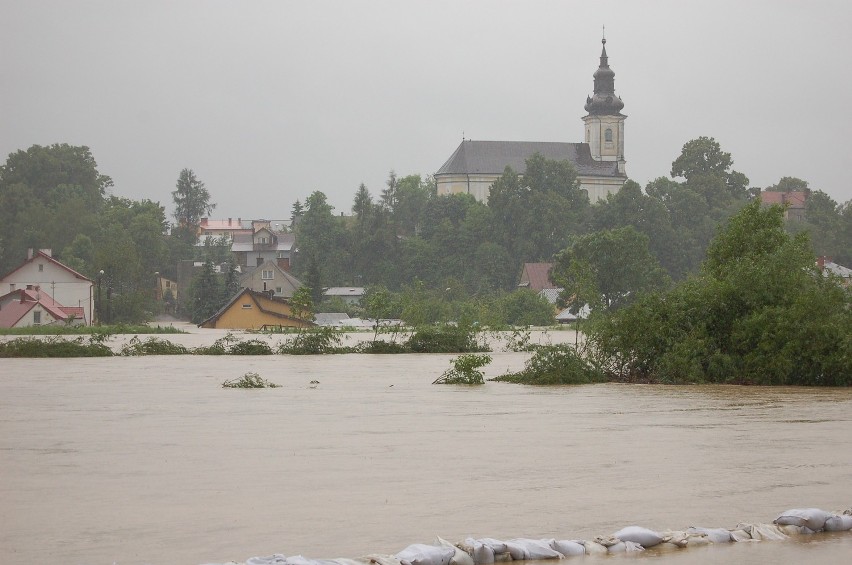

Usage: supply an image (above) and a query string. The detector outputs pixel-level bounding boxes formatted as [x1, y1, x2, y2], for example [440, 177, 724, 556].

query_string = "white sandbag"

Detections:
[741, 523, 788, 541]
[476, 539, 507, 553]
[686, 527, 733, 543]
[825, 515, 852, 532]
[247, 555, 289, 565]
[578, 540, 608, 555]
[661, 531, 689, 548]
[729, 529, 752, 542]
[551, 540, 585, 556]
[777, 524, 816, 536]
[359, 555, 404, 565]
[506, 539, 564, 559]
[606, 541, 644, 553]
[395, 544, 454, 565]
[612, 526, 664, 548]
[436, 537, 474, 565]
[684, 533, 712, 546]
[773, 508, 832, 531]
[459, 539, 493, 565]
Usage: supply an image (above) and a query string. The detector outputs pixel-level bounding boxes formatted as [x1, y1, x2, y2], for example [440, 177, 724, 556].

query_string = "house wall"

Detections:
[240, 263, 299, 297]
[1, 258, 93, 324]
[437, 173, 623, 204]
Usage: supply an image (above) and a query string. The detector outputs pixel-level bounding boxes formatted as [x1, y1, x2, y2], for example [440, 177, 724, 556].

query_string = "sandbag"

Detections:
[686, 527, 733, 543]
[612, 526, 664, 548]
[436, 537, 474, 565]
[661, 531, 689, 548]
[773, 508, 832, 531]
[458, 539, 493, 565]
[578, 540, 608, 555]
[504, 538, 564, 560]
[825, 515, 852, 531]
[360, 555, 404, 565]
[729, 529, 752, 542]
[476, 539, 507, 553]
[246, 556, 288, 565]
[606, 541, 644, 553]
[739, 523, 788, 541]
[551, 540, 585, 556]
[777, 524, 816, 536]
[395, 544, 454, 565]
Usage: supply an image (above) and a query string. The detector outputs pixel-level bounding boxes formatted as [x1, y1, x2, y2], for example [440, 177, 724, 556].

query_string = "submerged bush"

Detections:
[119, 336, 189, 356]
[227, 339, 274, 355]
[278, 327, 350, 355]
[222, 372, 281, 388]
[0, 336, 113, 358]
[406, 324, 489, 353]
[433, 353, 492, 385]
[493, 345, 603, 385]
[355, 340, 409, 354]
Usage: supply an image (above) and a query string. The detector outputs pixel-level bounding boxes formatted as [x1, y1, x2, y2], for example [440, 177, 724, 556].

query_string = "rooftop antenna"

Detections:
[462, 131, 465, 142]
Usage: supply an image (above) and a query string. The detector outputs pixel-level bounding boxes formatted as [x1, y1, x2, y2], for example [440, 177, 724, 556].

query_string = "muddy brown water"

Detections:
[1, 329, 851, 564]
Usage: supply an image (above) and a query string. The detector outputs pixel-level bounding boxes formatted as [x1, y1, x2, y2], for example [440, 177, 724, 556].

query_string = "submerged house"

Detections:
[199, 288, 314, 330]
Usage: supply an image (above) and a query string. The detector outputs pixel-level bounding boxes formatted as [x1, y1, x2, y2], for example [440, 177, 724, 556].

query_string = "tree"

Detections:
[588, 200, 852, 385]
[290, 285, 314, 323]
[670, 137, 750, 201]
[552, 226, 670, 313]
[172, 168, 214, 243]
[186, 260, 223, 324]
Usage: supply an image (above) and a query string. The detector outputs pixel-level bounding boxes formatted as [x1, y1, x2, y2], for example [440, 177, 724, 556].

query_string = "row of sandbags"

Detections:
[209, 506, 852, 565]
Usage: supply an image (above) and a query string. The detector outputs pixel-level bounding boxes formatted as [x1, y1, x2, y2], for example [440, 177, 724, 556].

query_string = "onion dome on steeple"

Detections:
[584, 37, 625, 116]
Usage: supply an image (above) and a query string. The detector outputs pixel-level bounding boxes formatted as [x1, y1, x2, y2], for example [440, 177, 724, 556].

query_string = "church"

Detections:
[435, 38, 627, 203]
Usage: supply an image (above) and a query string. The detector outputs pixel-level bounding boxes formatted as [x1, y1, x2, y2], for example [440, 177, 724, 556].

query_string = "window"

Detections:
[275, 287, 282, 294]
[33, 311, 41, 324]
[262, 270, 274, 280]
[38, 264, 44, 272]
[586, 129, 590, 142]
[605, 128, 613, 142]
[9, 284, 14, 292]
[241, 304, 252, 309]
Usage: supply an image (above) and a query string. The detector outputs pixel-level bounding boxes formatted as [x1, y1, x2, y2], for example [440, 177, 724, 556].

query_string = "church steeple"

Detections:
[582, 34, 626, 174]
[584, 37, 624, 115]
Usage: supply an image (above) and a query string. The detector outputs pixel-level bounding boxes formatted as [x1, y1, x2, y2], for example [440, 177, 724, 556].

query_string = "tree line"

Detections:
[1, 139, 849, 325]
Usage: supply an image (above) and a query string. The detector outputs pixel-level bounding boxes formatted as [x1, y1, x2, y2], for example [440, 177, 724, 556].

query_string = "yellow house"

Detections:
[199, 288, 314, 330]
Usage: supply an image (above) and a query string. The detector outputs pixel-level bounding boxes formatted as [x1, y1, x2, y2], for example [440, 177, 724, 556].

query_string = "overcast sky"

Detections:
[2, 1, 851, 220]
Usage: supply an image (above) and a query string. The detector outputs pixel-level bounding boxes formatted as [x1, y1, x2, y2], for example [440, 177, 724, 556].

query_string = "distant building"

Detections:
[323, 287, 366, 306]
[240, 259, 303, 298]
[760, 191, 808, 221]
[199, 288, 314, 330]
[435, 37, 627, 203]
[518, 262, 558, 292]
[231, 221, 295, 271]
[817, 256, 852, 288]
[0, 285, 86, 328]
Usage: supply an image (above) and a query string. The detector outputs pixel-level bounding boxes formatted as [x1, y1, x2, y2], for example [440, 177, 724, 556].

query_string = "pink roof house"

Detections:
[0, 286, 86, 327]
[0, 249, 93, 325]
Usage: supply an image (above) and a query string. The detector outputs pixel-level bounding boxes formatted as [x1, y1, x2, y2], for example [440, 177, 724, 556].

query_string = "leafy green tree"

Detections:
[589, 200, 852, 385]
[499, 290, 555, 327]
[295, 191, 348, 286]
[186, 260, 223, 324]
[290, 285, 314, 323]
[670, 136, 750, 202]
[172, 168, 214, 244]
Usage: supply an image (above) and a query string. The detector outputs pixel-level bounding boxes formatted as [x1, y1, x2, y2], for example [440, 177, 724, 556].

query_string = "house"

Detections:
[199, 288, 315, 330]
[817, 256, 852, 288]
[198, 217, 252, 241]
[0, 285, 86, 328]
[0, 249, 94, 325]
[231, 221, 295, 271]
[240, 259, 303, 298]
[518, 262, 558, 292]
[435, 38, 627, 203]
[760, 191, 808, 221]
[323, 287, 365, 306]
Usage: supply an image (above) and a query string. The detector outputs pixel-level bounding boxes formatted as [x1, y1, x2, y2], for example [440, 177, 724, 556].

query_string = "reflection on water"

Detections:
[1, 331, 851, 564]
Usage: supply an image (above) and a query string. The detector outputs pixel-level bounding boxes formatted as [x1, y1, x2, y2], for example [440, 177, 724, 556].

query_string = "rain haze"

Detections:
[2, 0, 851, 219]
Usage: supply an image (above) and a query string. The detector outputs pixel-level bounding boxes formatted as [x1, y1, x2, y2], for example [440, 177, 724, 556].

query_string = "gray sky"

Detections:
[2, 1, 851, 220]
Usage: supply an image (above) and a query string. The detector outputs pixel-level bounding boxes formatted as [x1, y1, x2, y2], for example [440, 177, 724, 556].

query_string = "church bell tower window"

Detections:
[605, 128, 613, 142]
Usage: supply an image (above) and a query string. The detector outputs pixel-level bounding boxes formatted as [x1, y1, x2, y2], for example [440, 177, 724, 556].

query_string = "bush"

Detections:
[433, 353, 492, 384]
[222, 372, 281, 388]
[0, 336, 113, 358]
[119, 336, 189, 356]
[278, 327, 350, 355]
[493, 345, 603, 385]
[406, 324, 489, 353]
[355, 340, 409, 354]
[228, 339, 274, 355]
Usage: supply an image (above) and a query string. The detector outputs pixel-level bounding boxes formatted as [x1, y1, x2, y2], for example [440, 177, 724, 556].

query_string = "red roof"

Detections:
[0, 287, 84, 327]
[519, 262, 557, 291]
[0, 250, 93, 283]
[760, 191, 807, 209]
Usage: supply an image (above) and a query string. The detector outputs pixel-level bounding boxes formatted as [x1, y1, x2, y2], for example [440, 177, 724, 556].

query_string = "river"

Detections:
[1, 329, 851, 564]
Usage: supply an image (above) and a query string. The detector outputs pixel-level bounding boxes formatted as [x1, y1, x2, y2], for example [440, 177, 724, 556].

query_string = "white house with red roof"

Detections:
[0, 249, 94, 326]
[0, 286, 86, 328]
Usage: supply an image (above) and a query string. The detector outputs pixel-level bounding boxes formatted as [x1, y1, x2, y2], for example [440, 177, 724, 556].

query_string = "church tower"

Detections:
[583, 37, 626, 175]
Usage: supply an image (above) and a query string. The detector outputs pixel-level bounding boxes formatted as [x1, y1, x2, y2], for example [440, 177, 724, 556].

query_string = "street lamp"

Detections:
[97, 270, 104, 325]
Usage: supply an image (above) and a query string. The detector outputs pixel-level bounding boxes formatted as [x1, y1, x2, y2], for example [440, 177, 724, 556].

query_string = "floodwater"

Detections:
[1, 329, 851, 564]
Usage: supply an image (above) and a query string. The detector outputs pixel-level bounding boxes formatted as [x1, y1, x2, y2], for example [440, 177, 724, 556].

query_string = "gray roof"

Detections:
[324, 287, 365, 297]
[435, 140, 623, 178]
[231, 232, 295, 253]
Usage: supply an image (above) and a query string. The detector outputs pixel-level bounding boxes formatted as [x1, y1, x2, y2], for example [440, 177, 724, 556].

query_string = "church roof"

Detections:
[435, 140, 623, 178]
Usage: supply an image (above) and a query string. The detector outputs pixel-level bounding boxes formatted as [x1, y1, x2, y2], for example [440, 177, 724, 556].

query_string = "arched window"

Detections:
[605, 128, 613, 142]
[586, 129, 590, 142]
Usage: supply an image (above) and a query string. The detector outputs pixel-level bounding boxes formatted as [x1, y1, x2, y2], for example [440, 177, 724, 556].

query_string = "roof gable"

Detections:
[0, 250, 93, 283]
[519, 262, 557, 291]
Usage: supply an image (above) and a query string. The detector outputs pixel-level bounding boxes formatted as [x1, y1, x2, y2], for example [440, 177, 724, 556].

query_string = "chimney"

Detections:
[228, 217, 232, 226]
[27, 248, 34, 259]
[201, 218, 208, 227]
[277, 257, 291, 272]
